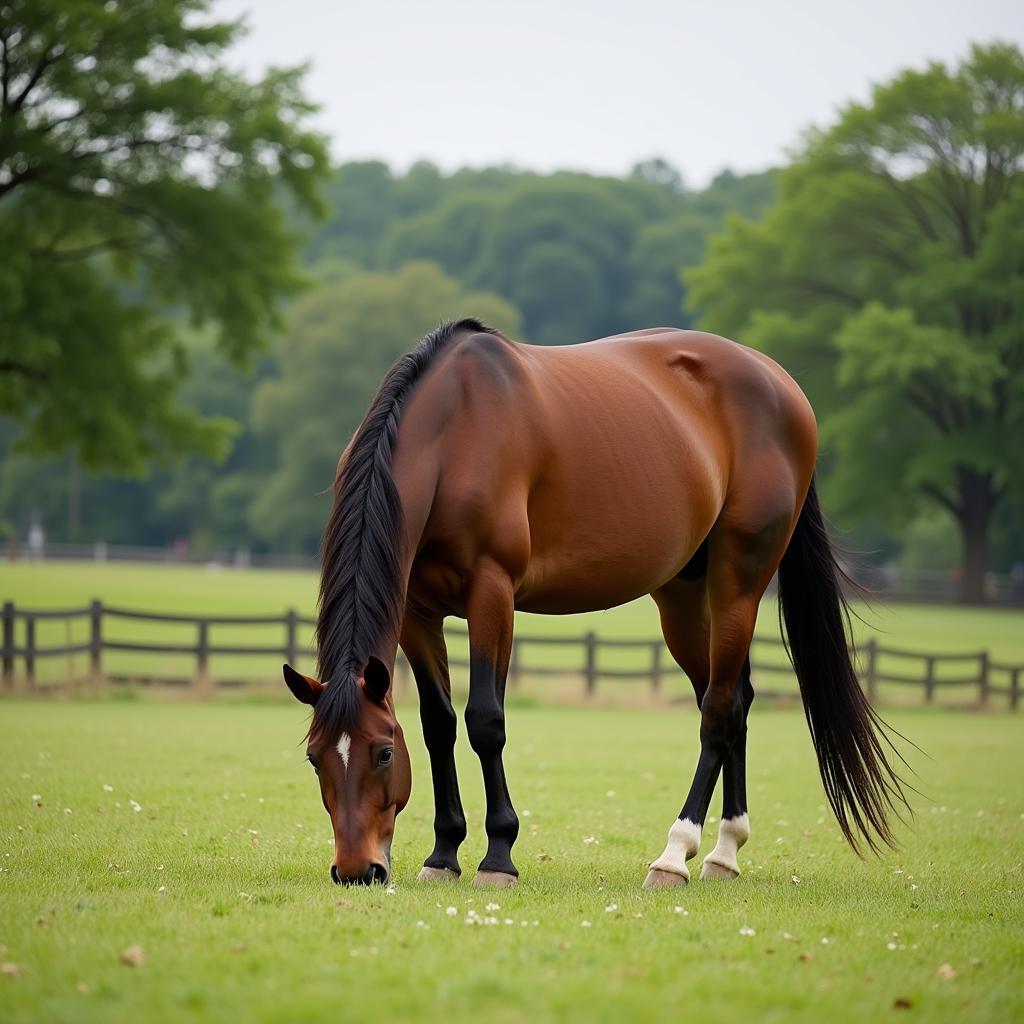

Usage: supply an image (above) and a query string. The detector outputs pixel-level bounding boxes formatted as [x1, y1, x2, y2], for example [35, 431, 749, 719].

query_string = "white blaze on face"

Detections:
[336, 732, 352, 771]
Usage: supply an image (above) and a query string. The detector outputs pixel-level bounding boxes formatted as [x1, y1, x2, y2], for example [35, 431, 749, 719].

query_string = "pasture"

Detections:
[0, 702, 1021, 1023]
[3, 562, 1023, 705]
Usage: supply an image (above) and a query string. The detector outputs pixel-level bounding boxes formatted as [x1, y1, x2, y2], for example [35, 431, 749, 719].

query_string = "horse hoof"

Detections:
[474, 870, 518, 889]
[643, 868, 689, 890]
[417, 866, 460, 883]
[700, 859, 740, 880]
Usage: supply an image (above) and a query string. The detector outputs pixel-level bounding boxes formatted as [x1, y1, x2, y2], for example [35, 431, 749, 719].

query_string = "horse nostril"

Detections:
[330, 865, 341, 886]
[364, 862, 388, 885]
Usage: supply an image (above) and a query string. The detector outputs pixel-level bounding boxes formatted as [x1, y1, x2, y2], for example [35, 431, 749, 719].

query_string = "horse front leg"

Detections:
[464, 560, 519, 888]
[401, 612, 468, 881]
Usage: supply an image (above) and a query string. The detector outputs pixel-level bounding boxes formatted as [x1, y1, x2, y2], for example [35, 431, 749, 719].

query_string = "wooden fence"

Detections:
[1, 600, 1021, 709]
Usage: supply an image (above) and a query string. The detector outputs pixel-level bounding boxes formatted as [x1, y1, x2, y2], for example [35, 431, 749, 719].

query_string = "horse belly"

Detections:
[516, 432, 722, 615]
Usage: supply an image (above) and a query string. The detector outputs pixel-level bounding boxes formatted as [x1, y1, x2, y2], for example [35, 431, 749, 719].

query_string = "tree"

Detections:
[249, 262, 521, 551]
[688, 43, 1024, 602]
[0, 0, 328, 472]
[630, 157, 685, 192]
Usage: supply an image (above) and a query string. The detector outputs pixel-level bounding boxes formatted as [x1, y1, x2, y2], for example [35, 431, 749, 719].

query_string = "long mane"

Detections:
[310, 318, 494, 741]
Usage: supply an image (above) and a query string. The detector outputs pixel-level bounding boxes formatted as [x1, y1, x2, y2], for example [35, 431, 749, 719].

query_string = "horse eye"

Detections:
[307, 756, 319, 776]
[377, 748, 393, 767]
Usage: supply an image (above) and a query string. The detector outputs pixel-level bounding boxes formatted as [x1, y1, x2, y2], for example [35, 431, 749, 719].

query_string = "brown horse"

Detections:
[284, 319, 907, 888]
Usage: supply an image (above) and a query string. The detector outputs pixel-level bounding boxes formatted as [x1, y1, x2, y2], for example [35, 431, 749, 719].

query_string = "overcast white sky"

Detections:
[216, 0, 1024, 187]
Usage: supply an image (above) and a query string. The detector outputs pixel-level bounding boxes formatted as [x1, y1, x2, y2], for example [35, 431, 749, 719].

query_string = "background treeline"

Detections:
[0, 161, 778, 555]
[3, 40, 1023, 590]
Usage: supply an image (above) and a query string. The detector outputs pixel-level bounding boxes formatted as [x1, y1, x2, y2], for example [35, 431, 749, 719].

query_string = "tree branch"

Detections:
[31, 234, 150, 262]
[9, 42, 65, 115]
[787, 277, 863, 306]
[906, 383, 953, 435]
[0, 360, 48, 382]
[921, 482, 960, 517]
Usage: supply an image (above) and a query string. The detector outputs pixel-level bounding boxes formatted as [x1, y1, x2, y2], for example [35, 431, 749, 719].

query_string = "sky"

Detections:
[216, 0, 1024, 187]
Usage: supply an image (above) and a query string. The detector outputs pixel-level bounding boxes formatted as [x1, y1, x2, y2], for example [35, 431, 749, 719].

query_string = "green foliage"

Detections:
[0, 0, 328, 471]
[688, 43, 1024, 596]
[248, 262, 521, 551]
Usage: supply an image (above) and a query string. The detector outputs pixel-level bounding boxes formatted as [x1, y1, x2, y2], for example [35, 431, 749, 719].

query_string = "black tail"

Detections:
[778, 476, 909, 854]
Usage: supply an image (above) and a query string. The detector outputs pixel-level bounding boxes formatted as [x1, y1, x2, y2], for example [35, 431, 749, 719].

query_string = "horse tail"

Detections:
[777, 475, 909, 854]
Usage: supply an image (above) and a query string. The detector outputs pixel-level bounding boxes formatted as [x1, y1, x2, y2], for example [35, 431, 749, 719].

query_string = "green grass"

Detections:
[0, 703, 1021, 1023]
[2, 561, 1022, 705]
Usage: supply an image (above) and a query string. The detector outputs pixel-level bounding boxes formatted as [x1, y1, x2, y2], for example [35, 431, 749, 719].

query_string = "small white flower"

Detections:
[504, 918, 514, 925]
[582, 836, 598, 845]
[580, 920, 592, 928]
[485, 902, 500, 912]
[604, 903, 618, 913]
[103, 785, 113, 793]
[521, 809, 532, 817]
[887, 942, 897, 950]
[129, 800, 142, 813]
[64, 808, 73, 816]
[791, 875, 800, 884]
[445, 906, 458, 917]
[606, 790, 616, 798]
[821, 937, 830, 945]
[739, 926, 756, 937]
[673, 906, 689, 915]
[31, 794, 41, 802]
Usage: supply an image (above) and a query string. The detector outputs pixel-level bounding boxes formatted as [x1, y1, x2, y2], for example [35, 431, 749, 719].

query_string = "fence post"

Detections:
[978, 651, 990, 707]
[284, 608, 298, 668]
[24, 614, 35, 690]
[89, 599, 103, 688]
[924, 655, 936, 704]
[1011, 668, 1021, 712]
[2, 601, 13, 691]
[650, 641, 662, 696]
[509, 637, 520, 690]
[196, 619, 211, 696]
[863, 637, 878, 704]
[583, 631, 597, 697]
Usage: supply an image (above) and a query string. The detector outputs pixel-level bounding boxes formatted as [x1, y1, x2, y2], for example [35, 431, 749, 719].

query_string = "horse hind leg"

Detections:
[644, 515, 786, 889]
[700, 654, 753, 880]
[644, 572, 711, 889]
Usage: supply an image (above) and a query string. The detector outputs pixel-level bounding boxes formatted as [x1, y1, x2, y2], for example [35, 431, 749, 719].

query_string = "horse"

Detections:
[283, 318, 908, 889]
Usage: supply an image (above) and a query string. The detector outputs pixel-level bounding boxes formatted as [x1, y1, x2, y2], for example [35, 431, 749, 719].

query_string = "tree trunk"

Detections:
[955, 469, 996, 605]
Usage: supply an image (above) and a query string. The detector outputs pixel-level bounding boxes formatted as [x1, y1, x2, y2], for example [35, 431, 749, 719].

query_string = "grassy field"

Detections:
[2, 562, 1022, 704]
[0, 702, 1021, 1023]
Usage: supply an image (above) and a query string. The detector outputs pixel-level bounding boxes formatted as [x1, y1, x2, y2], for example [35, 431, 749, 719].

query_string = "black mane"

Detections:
[310, 318, 494, 741]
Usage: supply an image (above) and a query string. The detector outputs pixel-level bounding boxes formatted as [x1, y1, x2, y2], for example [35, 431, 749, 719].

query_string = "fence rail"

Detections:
[1, 599, 1020, 708]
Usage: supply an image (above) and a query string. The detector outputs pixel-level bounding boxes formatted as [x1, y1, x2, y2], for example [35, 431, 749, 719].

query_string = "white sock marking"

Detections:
[336, 732, 351, 770]
[703, 813, 750, 876]
[650, 818, 702, 880]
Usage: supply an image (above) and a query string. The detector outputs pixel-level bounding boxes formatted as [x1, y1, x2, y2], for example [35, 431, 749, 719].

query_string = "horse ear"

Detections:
[283, 664, 324, 706]
[363, 656, 391, 703]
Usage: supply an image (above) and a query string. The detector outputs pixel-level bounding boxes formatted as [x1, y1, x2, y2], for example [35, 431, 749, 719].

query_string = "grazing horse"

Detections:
[284, 319, 907, 889]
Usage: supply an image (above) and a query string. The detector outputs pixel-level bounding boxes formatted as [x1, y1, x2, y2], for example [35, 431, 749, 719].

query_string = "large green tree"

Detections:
[688, 43, 1024, 602]
[0, 0, 327, 471]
